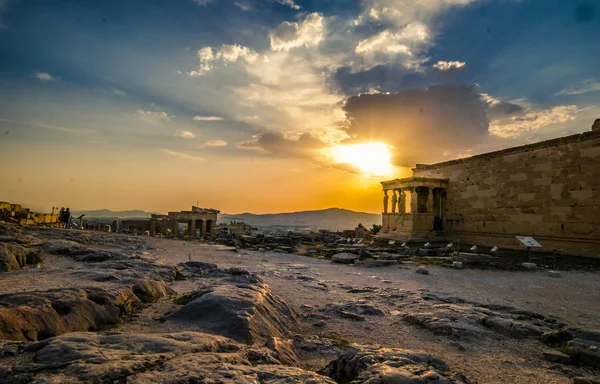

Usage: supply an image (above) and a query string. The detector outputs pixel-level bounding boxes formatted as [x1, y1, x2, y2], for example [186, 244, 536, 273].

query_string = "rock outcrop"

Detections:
[0, 331, 337, 383]
[168, 274, 299, 345]
[320, 346, 467, 384]
[0, 280, 174, 341]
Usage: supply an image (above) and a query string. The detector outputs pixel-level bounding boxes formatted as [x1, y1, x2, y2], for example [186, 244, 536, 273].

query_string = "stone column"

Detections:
[201, 220, 207, 237]
[408, 188, 418, 213]
[426, 188, 434, 213]
[383, 190, 389, 214]
[189, 220, 196, 238]
[391, 190, 398, 213]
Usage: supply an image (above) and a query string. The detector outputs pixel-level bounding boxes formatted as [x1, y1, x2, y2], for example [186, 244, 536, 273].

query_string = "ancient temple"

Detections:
[380, 177, 448, 241]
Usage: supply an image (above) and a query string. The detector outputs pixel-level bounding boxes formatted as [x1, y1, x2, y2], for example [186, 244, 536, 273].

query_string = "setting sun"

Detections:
[326, 143, 395, 177]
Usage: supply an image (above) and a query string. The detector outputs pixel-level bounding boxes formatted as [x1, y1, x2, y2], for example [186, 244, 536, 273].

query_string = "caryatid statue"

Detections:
[383, 190, 389, 213]
[391, 190, 398, 213]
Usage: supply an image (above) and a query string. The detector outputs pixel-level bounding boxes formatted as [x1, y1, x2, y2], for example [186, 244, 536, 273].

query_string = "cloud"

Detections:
[555, 78, 600, 96]
[274, 0, 300, 9]
[433, 60, 466, 72]
[179, 131, 197, 139]
[34, 72, 56, 82]
[191, 0, 216, 5]
[238, 131, 327, 157]
[489, 105, 579, 138]
[341, 84, 491, 166]
[270, 13, 324, 51]
[190, 44, 258, 75]
[160, 149, 205, 161]
[0, 117, 94, 135]
[135, 110, 172, 125]
[204, 139, 227, 146]
[193, 115, 224, 121]
[355, 26, 426, 56]
[234, 0, 252, 11]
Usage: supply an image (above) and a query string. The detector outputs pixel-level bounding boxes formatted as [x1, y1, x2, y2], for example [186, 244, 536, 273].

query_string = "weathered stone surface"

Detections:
[2, 332, 336, 383]
[357, 259, 398, 268]
[332, 252, 359, 264]
[565, 338, 600, 368]
[574, 376, 600, 384]
[0, 243, 30, 272]
[168, 274, 299, 345]
[481, 316, 550, 338]
[0, 280, 174, 341]
[320, 346, 466, 384]
[416, 266, 429, 274]
[542, 350, 572, 364]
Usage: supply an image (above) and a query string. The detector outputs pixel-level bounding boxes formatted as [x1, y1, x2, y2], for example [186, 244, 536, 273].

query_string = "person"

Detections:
[63, 208, 71, 229]
[58, 207, 65, 227]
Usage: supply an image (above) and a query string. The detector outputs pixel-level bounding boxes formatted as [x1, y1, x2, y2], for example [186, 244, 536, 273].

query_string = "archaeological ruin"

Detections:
[149, 206, 219, 238]
[381, 119, 600, 257]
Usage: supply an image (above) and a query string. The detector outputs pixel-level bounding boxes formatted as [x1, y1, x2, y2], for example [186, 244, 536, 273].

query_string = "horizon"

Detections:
[1, 0, 599, 213]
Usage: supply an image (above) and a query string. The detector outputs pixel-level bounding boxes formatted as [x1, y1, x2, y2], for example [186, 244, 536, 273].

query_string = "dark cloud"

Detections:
[486, 100, 524, 121]
[238, 131, 326, 157]
[342, 84, 492, 166]
[332, 65, 426, 95]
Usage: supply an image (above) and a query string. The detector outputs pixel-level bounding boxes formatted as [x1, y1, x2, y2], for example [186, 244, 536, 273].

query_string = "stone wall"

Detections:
[413, 130, 600, 256]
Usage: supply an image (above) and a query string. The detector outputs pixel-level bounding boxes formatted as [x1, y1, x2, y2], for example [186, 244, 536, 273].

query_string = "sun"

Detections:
[326, 142, 395, 177]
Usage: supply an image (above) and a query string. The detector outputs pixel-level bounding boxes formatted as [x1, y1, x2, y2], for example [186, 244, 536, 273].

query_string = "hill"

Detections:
[218, 208, 380, 231]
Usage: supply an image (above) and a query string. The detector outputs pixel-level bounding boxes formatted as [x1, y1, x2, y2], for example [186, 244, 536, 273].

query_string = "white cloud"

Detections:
[490, 105, 579, 138]
[179, 131, 197, 139]
[270, 13, 324, 51]
[192, 0, 216, 5]
[160, 149, 205, 161]
[190, 44, 258, 75]
[34, 72, 56, 82]
[275, 0, 300, 9]
[193, 115, 224, 121]
[204, 139, 227, 146]
[112, 88, 127, 96]
[135, 110, 172, 125]
[433, 60, 466, 71]
[218, 44, 259, 63]
[555, 78, 600, 96]
[234, 0, 252, 11]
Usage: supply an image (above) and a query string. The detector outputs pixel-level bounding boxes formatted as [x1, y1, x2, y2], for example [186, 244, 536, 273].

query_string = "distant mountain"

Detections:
[218, 208, 381, 231]
[71, 209, 158, 218]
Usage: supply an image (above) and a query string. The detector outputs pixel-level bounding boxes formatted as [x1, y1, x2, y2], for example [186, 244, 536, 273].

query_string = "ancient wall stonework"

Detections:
[412, 130, 600, 256]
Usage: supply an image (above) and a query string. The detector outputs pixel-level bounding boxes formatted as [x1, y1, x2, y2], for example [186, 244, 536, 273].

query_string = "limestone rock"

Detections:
[547, 270, 562, 278]
[542, 350, 572, 364]
[566, 338, 600, 368]
[481, 316, 550, 338]
[416, 266, 429, 274]
[0, 280, 173, 341]
[0, 243, 30, 272]
[452, 261, 464, 269]
[6, 331, 336, 383]
[168, 275, 299, 345]
[320, 346, 466, 383]
[331, 252, 358, 264]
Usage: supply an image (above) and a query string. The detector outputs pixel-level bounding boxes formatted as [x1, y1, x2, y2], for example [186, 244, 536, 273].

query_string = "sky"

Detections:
[0, 0, 599, 214]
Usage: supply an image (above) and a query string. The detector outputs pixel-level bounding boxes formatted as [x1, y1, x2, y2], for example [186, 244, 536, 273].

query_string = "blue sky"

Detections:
[0, 0, 599, 212]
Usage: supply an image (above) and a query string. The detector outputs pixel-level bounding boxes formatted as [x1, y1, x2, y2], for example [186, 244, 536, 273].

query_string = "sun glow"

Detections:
[327, 142, 395, 177]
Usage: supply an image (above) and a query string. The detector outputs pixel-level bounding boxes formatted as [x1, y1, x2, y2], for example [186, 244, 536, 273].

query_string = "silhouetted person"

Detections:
[63, 208, 71, 229]
[58, 207, 65, 227]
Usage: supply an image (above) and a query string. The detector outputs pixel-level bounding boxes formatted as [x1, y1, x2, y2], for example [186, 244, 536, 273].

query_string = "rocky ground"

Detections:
[1, 224, 600, 383]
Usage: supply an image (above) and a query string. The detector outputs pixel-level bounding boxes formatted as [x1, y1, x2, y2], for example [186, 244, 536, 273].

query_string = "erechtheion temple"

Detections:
[381, 119, 600, 256]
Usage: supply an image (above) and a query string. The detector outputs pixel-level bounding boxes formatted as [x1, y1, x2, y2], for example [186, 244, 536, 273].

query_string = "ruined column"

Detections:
[201, 220, 207, 237]
[383, 190, 389, 214]
[391, 190, 398, 213]
[189, 220, 196, 238]
[408, 188, 418, 213]
[426, 188, 434, 213]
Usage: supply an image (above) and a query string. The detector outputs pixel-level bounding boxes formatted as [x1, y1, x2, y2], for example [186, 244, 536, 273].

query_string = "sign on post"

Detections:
[515, 236, 542, 248]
